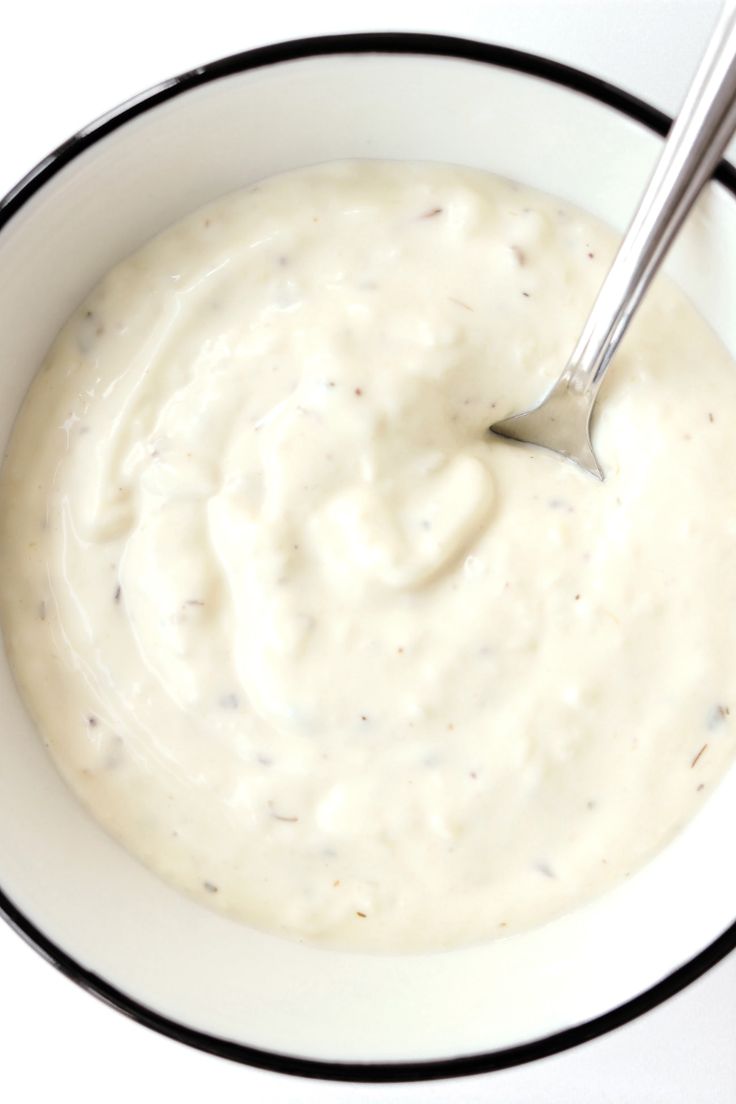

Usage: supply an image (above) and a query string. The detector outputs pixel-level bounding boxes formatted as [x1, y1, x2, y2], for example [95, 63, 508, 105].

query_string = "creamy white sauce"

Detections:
[2, 160, 735, 952]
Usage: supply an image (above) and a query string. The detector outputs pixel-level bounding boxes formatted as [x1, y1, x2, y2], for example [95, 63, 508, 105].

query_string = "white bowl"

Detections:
[1, 33, 735, 1083]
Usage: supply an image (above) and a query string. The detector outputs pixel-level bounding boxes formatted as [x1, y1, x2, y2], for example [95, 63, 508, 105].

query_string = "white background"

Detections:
[1, 1, 735, 1100]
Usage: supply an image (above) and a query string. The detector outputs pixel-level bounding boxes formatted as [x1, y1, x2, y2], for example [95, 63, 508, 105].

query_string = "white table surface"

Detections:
[1, 1, 735, 1100]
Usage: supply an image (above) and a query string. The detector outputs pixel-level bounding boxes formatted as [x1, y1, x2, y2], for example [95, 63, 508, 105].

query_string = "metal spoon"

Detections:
[490, 2, 736, 479]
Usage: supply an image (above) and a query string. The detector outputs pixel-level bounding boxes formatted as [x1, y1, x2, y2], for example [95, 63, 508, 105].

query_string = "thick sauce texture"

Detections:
[2, 161, 735, 951]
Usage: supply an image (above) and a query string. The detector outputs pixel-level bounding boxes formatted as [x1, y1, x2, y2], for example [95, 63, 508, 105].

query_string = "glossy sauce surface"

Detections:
[1, 161, 735, 951]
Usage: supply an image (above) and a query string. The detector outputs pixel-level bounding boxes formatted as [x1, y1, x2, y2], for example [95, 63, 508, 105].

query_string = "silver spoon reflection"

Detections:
[491, 2, 736, 478]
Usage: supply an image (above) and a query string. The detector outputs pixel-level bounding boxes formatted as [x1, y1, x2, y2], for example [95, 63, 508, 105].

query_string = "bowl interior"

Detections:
[1, 45, 735, 1069]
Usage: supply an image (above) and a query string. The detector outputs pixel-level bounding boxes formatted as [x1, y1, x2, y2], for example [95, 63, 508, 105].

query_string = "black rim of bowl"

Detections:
[1, 31, 735, 1085]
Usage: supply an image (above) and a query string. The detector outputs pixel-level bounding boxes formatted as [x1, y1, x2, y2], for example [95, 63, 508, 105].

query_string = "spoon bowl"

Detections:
[491, 377, 602, 478]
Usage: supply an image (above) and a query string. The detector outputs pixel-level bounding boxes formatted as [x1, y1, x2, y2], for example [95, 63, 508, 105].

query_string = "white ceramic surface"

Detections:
[1, 38, 735, 1075]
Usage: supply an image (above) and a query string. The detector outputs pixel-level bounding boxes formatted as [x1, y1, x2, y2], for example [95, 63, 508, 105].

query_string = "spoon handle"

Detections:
[563, 1, 736, 398]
